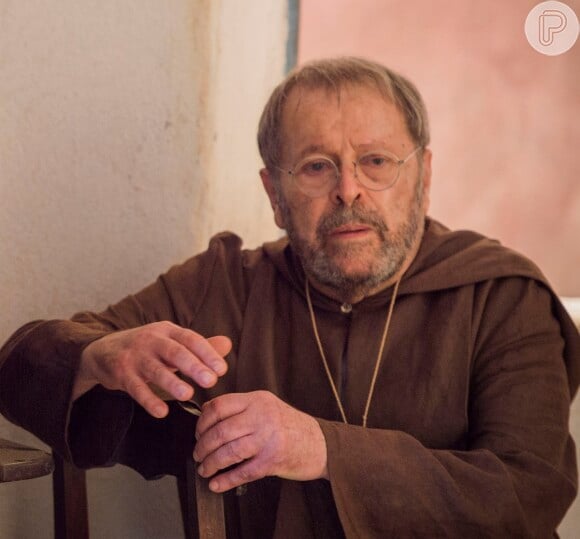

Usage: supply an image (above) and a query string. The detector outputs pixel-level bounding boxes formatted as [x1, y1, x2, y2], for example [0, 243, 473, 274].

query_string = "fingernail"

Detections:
[199, 371, 214, 386]
[214, 361, 227, 375]
[209, 479, 219, 491]
[153, 405, 166, 418]
[197, 463, 205, 476]
[176, 384, 188, 399]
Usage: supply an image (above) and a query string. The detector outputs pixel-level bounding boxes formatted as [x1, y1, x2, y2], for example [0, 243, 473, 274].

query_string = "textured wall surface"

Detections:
[299, 0, 580, 536]
[0, 1, 288, 536]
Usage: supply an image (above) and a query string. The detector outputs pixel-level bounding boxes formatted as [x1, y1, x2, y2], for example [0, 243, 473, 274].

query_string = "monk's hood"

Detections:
[261, 217, 580, 396]
[262, 217, 548, 297]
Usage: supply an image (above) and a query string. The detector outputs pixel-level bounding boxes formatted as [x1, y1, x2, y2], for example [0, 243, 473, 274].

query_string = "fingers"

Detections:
[166, 327, 230, 384]
[192, 391, 329, 492]
[78, 322, 232, 418]
[195, 393, 247, 438]
[193, 407, 254, 464]
[195, 430, 257, 481]
[193, 393, 267, 491]
[119, 325, 224, 405]
[205, 458, 266, 494]
[194, 410, 270, 493]
[207, 335, 233, 362]
[141, 326, 230, 406]
[125, 373, 171, 418]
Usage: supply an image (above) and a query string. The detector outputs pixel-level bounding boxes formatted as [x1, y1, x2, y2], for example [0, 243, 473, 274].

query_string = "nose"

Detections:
[331, 161, 362, 206]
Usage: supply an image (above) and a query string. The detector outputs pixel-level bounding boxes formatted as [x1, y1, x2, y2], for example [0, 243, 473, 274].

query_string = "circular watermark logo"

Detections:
[525, 1, 579, 55]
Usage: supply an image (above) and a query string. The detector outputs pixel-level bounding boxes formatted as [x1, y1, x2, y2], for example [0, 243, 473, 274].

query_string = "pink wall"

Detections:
[299, 0, 580, 295]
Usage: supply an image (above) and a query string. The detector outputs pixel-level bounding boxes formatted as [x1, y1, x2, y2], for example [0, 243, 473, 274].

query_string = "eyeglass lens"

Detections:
[293, 152, 401, 196]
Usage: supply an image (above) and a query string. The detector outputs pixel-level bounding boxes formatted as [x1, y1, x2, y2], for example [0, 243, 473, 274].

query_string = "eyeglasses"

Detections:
[276, 146, 422, 198]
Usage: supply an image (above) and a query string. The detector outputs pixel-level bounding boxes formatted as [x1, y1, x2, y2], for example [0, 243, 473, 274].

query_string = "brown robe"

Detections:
[1, 218, 579, 538]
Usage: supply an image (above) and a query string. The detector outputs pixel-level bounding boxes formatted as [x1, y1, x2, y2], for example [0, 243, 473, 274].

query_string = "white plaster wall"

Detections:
[0, 0, 288, 537]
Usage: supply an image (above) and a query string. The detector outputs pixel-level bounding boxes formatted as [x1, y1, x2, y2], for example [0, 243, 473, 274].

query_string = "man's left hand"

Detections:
[193, 390, 328, 493]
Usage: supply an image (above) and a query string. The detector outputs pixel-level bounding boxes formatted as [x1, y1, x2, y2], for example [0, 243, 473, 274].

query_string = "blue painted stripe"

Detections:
[285, 0, 299, 73]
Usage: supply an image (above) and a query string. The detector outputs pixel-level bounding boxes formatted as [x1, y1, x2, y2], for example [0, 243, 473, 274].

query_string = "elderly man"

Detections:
[1, 57, 579, 537]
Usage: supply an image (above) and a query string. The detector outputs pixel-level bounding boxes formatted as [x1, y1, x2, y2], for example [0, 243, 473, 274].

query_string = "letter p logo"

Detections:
[525, 1, 579, 55]
[539, 10, 567, 45]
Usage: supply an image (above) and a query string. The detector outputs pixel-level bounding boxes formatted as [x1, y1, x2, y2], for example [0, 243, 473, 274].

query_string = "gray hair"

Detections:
[257, 56, 430, 172]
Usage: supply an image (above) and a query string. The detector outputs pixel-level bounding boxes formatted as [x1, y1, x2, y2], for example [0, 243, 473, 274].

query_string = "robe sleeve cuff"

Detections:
[0, 320, 128, 464]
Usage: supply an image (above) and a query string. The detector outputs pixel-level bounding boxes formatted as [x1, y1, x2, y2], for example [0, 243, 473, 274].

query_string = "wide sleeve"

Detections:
[0, 233, 245, 467]
[317, 278, 578, 538]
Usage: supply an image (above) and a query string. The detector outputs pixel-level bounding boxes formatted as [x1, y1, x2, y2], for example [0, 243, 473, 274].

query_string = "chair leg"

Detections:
[177, 458, 199, 539]
[178, 458, 227, 539]
[52, 452, 89, 539]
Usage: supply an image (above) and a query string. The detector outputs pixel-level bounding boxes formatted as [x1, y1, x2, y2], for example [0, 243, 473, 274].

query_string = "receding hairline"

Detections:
[283, 79, 397, 109]
[257, 57, 430, 172]
[278, 82, 413, 155]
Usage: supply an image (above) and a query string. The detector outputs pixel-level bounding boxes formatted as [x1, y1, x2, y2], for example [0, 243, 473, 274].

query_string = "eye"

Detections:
[358, 153, 396, 168]
[297, 158, 335, 176]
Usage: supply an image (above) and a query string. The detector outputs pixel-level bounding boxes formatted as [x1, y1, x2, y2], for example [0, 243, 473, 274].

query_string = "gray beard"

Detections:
[279, 179, 424, 301]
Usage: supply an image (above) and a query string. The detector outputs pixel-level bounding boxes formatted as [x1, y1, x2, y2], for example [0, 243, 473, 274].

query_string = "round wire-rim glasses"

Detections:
[276, 146, 422, 198]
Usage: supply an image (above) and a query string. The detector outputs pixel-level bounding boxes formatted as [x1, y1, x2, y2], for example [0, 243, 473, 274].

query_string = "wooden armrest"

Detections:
[0, 437, 54, 483]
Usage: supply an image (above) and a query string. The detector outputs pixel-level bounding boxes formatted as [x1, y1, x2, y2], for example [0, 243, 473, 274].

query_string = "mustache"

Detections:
[316, 205, 389, 238]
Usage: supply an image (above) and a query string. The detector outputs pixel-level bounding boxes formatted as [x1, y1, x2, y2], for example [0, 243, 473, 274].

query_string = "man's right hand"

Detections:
[72, 321, 231, 418]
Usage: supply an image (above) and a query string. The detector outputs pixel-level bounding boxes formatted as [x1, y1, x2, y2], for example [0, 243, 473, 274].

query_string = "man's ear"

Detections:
[260, 168, 286, 229]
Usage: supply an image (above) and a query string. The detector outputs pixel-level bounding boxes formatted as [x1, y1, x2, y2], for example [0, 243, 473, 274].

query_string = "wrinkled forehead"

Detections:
[279, 82, 408, 157]
[280, 81, 399, 141]
[282, 80, 395, 119]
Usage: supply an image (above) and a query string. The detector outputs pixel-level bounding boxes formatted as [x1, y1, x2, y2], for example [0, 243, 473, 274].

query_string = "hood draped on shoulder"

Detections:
[261, 217, 580, 398]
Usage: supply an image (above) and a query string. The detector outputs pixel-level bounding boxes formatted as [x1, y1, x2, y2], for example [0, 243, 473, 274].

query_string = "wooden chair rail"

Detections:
[1, 437, 227, 538]
[0, 438, 53, 483]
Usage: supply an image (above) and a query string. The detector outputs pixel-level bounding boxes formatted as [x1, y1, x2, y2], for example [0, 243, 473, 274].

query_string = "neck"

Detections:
[307, 274, 395, 305]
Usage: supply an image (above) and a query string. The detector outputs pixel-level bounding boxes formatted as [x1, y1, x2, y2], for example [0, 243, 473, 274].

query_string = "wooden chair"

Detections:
[179, 457, 227, 539]
[0, 437, 53, 482]
[0, 439, 88, 538]
[1, 438, 226, 538]
[52, 452, 89, 538]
